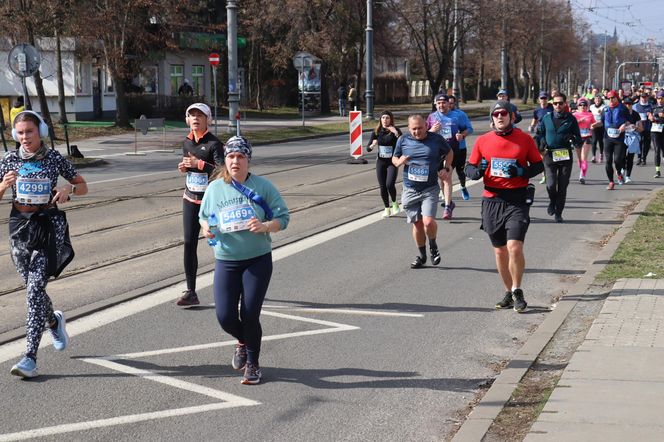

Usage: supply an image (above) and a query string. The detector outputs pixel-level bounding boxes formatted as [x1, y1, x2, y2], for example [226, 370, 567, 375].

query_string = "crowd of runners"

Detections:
[3, 85, 663, 383]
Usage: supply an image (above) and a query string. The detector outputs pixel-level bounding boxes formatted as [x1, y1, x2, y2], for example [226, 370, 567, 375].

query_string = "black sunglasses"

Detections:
[552, 102, 565, 106]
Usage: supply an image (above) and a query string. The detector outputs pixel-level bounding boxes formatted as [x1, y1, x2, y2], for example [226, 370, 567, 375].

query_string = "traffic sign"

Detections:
[349, 111, 363, 158]
[208, 53, 220, 66]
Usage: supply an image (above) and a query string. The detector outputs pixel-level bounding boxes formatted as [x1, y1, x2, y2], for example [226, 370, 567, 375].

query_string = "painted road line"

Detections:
[262, 305, 424, 318]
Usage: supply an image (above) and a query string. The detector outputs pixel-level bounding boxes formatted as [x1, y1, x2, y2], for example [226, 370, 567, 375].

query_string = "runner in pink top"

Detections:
[573, 98, 594, 183]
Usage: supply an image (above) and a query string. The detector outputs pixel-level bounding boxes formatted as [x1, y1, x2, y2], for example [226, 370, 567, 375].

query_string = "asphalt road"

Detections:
[0, 128, 656, 441]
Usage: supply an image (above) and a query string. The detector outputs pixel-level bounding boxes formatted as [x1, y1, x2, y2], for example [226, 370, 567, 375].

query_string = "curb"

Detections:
[451, 187, 659, 441]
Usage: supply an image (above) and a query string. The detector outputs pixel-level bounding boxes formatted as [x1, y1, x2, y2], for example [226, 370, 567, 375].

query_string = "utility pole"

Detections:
[226, 0, 239, 134]
[500, 16, 508, 89]
[587, 31, 592, 88]
[365, 0, 374, 120]
[452, 0, 460, 97]
[539, 0, 545, 93]
[602, 32, 608, 90]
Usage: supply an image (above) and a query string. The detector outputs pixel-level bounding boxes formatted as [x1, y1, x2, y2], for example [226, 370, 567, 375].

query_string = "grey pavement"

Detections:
[454, 187, 664, 441]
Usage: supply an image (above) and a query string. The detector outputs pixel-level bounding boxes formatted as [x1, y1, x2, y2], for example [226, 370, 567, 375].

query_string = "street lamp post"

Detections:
[365, 0, 374, 120]
[227, 0, 239, 134]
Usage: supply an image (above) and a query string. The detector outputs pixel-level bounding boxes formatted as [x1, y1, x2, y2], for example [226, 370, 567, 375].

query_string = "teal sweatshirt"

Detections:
[199, 174, 290, 261]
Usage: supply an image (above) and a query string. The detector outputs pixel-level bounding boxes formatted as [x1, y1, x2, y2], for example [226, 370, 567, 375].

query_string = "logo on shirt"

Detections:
[18, 161, 43, 176]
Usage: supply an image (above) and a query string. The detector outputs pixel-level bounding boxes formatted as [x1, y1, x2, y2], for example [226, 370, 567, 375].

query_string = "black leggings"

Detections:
[652, 132, 664, 167]
[591, 126, 604, 158]
[542, 154, 572, 216]
[376, 158, 398, 207]
[639, 131, 651, 162]
[183, 199, 201, 292]
[603, 137, 626, 182]
[454, 148, 467, 187]
[214, 253, 272, 365]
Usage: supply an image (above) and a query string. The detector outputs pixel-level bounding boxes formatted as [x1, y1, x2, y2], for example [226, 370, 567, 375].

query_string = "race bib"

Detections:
[652, 123, 664, 133]
[639, 112, 648, 121]
[219, 203, 256, 232]
[552, 149, 571, 162]
[607, 127, 621, 138]
[407, 164, 429, 182]
[186, 172, 208, 193]
[490, 158, 516, 178]
[378, 145, 393, 158]
[440, 124, 452, 140]
[580, 128, 591, 137]
[16, 177, 51, 204]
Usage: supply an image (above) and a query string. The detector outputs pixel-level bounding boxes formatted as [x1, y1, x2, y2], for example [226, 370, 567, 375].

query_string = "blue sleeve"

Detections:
[464, 113, 474, 135]
[263, 179, 290, 230]
[394, 136, 404, 157]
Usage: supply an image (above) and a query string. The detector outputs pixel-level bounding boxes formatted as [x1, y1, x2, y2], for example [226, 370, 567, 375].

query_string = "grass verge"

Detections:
[597, 188, 664, 282]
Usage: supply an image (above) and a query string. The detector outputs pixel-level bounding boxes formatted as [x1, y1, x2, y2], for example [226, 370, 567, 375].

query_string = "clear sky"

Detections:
[571, 0, 664, 44]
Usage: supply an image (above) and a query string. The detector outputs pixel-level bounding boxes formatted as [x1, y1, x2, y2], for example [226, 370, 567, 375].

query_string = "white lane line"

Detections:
[0, 403, 248, 442]
[80, 357, 259, 405]
[103, 310, 359, 360]
[262, 305, 424, 318]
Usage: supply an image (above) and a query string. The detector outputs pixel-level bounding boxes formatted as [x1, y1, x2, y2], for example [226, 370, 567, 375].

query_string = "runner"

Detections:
[649, 91, 664, 178]
[464, 101, 544, 312]
[602, 90, 630, 190]
[426, 94, 464, 219]
[447, 95, 474, 200]
[199, 136, 290, 385]
[531, 91, 553, 185]
[589, 95, 606, 163]
[621, 97, 644, 183]
[496, 89, 523, 124]
[573, 98, 594, 183]
[1, 111, 88, 378]
[633, 91, 653, 166]
[176, 103, 224, 306]
[536, 92, 582, 223]
[392, 114, 453, 269]
[366, 110, 402, 217]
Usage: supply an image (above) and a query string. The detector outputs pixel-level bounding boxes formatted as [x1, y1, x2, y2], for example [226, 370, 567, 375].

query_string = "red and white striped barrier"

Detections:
[349, 110, 363, 159]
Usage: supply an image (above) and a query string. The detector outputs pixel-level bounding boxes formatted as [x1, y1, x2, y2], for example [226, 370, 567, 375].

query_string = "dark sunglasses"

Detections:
[578, 103, 588, 107]
[492, 110, 509, 117]
[552, 101, 565, 106]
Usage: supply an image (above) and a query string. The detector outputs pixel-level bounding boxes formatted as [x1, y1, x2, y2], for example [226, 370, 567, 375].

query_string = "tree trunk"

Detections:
[113, 74, 131, 128]
[55, 31, 68, 124]
[476, 51, 484, 102]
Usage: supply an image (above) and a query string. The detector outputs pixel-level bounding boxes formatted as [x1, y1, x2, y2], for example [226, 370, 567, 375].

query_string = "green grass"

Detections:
[598, 189, 664, 282]
[240, 122, 351, 143]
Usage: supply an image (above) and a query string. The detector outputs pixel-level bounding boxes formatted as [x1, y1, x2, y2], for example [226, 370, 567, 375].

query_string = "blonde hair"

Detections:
[209, 163, 249, 184]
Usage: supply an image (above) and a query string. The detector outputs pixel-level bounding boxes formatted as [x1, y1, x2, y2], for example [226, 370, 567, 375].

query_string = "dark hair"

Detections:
[375, 110, 394, 134]
[13, 96, 24, 107]
[13, 111, 41, 128]
[552, 92, 567, 102]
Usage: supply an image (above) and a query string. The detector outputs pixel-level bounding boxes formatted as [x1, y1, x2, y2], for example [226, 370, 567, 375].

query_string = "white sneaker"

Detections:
[390, 202, 400, 216]
[624, 176, 632, 183]
[381, 208, 391, 218]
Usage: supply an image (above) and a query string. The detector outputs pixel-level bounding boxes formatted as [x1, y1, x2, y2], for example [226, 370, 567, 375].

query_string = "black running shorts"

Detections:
[480, 197, 530, 247]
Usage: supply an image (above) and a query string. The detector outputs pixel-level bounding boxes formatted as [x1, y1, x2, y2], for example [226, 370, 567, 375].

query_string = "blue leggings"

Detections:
[213, 253, 272, 365]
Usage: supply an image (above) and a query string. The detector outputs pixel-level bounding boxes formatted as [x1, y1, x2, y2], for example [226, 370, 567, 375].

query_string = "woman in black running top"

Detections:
[367, 110, 402, 218]
[176, 103, 224, 306]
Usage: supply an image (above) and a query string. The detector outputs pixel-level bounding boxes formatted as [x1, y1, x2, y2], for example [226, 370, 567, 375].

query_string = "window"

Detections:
[192, 65, 204, 96]
[76, 62, 91, 95]
[170, 65, 184, 95]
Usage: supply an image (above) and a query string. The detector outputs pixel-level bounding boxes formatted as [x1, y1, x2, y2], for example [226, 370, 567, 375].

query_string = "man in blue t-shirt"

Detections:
[530, 91, 553, 134]
[393, 114, 453, 269]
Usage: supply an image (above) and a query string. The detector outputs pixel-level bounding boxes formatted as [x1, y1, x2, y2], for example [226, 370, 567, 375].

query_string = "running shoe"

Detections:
[176, 290, 200, 306]
[547, 202, 555, 216]
[431, 248, 441, 266]
[579, 176, 585, 184]
[495, 291, 514, 309]
[607, 182, 615, 190]
[232, 343, 247, 370]
[599, 154, 604, 163]
[390, 201, 400, 216]
[512, 289, 527, 313]
[442, 201, 456, 220]
[624, 176, 632, 184]
[655, 171, 661, 178]
[410, 255, 426, 269]
[241, 362, 262, 385]
[539, 175, 546, 184]
[10, 356, 38, 378]
[50, 311, 69, 351]
[617, 175, 624, 185]
[591, 156, 596, 163]
[381, 208, 391, 218]
[555, 214, 563, 223]
[461, 187, 470, 201]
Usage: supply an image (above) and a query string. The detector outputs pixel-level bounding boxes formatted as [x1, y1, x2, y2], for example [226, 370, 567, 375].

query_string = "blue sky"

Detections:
[572, 0, 664, 44]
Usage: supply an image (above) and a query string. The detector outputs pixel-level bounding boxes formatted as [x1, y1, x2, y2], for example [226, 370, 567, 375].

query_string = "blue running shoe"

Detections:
[461, 187, 470, 201]
[10, 356, 38, 378]
[51, 310, 70, 351]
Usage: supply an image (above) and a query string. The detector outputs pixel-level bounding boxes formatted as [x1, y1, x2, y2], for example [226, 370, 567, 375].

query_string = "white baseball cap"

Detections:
[185, 103, 211, 120]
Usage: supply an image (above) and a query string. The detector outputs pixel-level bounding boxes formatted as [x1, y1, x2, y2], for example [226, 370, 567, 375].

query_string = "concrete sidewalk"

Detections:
[525, 278, 664, 441]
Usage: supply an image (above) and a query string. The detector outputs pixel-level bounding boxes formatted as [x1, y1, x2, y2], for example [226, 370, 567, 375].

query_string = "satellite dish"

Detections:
[8, 44, 41, 77]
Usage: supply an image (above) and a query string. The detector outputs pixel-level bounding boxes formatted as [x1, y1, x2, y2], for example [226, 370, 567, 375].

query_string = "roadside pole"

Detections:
[209, 53, 220, 136]
[347, 110, 367, 164]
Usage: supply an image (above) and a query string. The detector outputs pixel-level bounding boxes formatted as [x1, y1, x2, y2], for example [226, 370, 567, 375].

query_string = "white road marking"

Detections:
[262, 305, 424, 317]
[0, 403, 249, 442]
